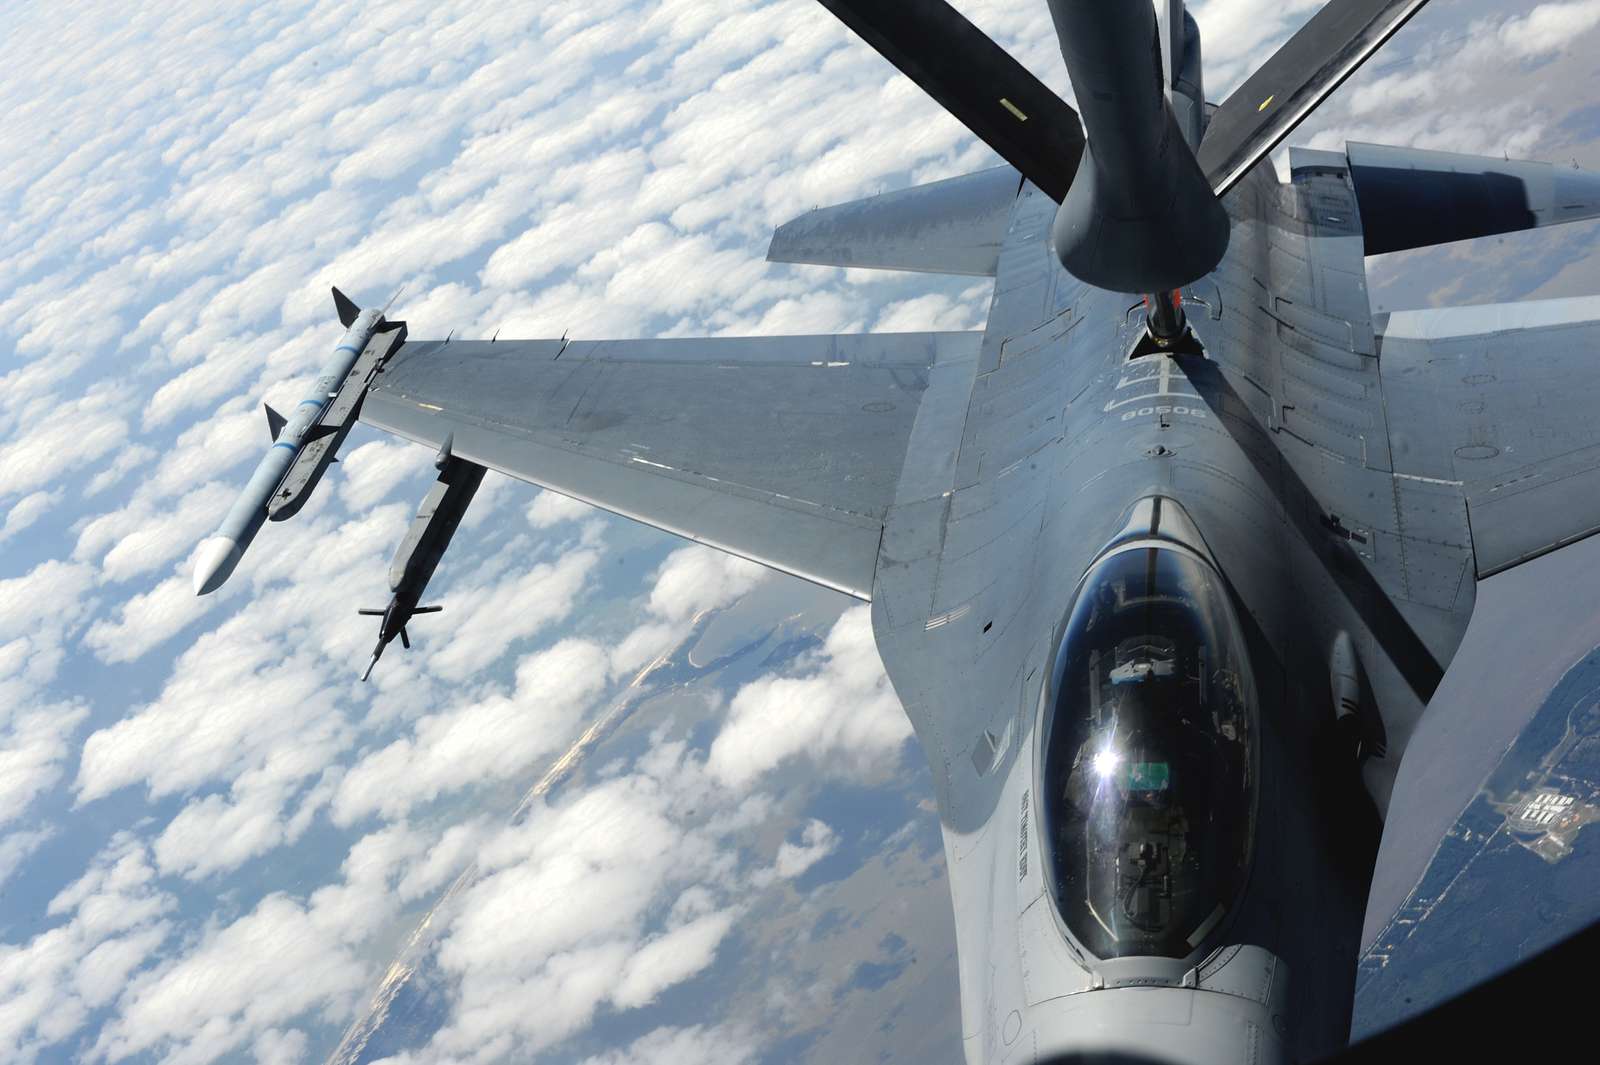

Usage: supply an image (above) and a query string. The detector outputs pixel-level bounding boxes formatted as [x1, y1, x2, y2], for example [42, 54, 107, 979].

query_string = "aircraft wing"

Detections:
[1379, 296, 1600, 577]
[358, 332, 983, 599]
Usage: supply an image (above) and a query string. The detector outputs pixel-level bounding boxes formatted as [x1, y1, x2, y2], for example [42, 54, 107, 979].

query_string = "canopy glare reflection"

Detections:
[1038, 541, 1257, 960]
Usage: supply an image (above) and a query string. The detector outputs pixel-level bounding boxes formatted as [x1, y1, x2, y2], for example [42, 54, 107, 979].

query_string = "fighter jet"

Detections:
[202, 0, 1600, 1060]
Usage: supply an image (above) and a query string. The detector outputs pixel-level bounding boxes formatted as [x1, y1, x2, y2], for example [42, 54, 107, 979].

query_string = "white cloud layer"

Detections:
[573, 1024, 758, 1065]
[526, 489, 594, 530]
[774, 818, 839, 880]
[1500, 0, 1600, 56]
[647, 546, 767, 624]
[0, 491, 61, 547]
[0, 836, 173, 1063]
[0, 829, 55, 892]
[0, 705, 90, 829]
[425, 545, 601, 681]
[338, 439, 432, 514]
[333, 638, 611, 825]
[423, 742, 748, 1061]
[709, 605, 911, 791]
[612, 546, 770, 675]
[94, 824, 425, 1064]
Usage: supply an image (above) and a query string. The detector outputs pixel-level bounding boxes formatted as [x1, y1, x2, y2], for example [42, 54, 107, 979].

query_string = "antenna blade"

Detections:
[381, 285, 406, 316]
[815, 0, 1084, 202]
[1198, 0, 1430, 196]
[400, 627, 410, 650]
[332, 286, 361, 327]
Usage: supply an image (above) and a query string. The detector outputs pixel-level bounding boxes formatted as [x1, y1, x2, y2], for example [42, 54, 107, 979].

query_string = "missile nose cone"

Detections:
[193, 537, 242, 596]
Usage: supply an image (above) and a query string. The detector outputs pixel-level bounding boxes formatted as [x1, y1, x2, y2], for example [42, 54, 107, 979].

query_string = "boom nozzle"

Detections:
[1046, 0, 1228, 292]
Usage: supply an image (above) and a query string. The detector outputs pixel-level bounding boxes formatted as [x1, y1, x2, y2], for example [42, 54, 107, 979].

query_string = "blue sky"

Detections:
[3, 1, 1600, 1062]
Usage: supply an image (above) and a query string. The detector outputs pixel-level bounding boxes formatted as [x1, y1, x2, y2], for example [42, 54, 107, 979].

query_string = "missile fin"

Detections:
[332, 286, 361, 327]
[264, 404, 287, 442]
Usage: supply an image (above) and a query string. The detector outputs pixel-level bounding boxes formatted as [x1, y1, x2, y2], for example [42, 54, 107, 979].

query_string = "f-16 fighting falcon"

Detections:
[197, 0, 1600, 1061]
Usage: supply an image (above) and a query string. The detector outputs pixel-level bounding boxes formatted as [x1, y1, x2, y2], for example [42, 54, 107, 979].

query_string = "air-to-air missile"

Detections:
[192, 288, 405, 595]
[192, 285, 486, 678]
[359, 435, 485, 681]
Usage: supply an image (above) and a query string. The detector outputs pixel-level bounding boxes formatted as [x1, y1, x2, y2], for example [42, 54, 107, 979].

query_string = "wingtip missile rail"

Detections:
[193, 287, 405, 596]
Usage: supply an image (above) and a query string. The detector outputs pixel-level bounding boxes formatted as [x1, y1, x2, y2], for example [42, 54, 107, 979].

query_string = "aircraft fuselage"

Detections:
[869, 153, 1476, 1064]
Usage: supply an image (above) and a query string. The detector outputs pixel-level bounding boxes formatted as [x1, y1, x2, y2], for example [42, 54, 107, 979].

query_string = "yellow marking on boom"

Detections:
[1258, 94, 1275, 112]
[1000, 97, 1028, 121]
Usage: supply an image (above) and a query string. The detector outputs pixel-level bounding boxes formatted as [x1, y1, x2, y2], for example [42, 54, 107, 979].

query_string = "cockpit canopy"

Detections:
[1037, 540, 1256, 960]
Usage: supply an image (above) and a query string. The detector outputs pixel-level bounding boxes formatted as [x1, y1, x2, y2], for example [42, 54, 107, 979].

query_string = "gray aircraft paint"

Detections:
[767, 164, 1021, 277]
[204, 2, 1600, 1062]
[351, 137, 1600, 1062]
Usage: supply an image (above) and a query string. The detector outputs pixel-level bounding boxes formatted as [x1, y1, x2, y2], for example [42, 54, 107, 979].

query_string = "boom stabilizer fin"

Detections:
[814, 0, 1085, 203]
[1198, 0, 1431, 195]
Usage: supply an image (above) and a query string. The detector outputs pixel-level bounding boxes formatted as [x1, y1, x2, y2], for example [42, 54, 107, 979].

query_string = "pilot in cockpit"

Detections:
[1039, 536, 1258, 959]
[1061, 635, 1202, 935]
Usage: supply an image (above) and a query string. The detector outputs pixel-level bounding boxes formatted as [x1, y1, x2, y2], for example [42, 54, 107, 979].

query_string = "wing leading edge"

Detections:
[358, 332, 983, 599]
